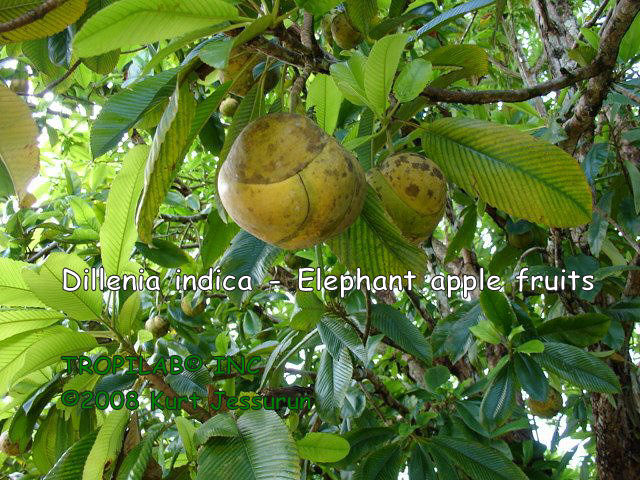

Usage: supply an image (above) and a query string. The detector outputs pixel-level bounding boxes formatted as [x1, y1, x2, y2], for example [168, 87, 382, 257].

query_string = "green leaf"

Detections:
[319, 316, 366, 363]
[364, 33, 409, 116]
[136, 238, 193, 268]
[83, 50, 120, 75]
[393, 59, 433, 103]
[307, 74, 343, 135]
[22, 253, 103, 321]
[296, 0, 341, 15]
[73, 0, 239, 57]
[355, 444, 405, 480]
[444, 205, 476, 263]
[0, 326, 98, 394]
[216, 230, 281, 305]
[91, 68, 177, 158]
[480, 362, 516, 426]
[408, 444, 436, 480]
[424, 365, 451, 391]
[195, 413, 239, 446]
[0, 309, 64, 341]
[345, 0, 377, 35]
[327, 187, 427, 281]
[0, 258, 45, 307]
[116, 291, 142, 338]
[297, 433, 350, 463]
[371, 304, 432, 363]
[479, 290, 515, 335]
[101, 145, 149, 276]
[513, 352, 548, 402]
[43, 432, 98, 480]
[537, 313, 611, 347]
[201, 210, 240, 269]
[624, 159, 640, 214]
[469, 319, 502, 345]
[82, 409, 129, 480]
[315, 347, 352, 423]
[428, 436, 528, 480]
[515, 339, 545, 354]
[175, 417, 197, 462]
[291, 291, 325, 331]
[199, 36, 235, 69]
[618, 12, 640, 63]
[196, 409, 300, 480]
[115, 424, 163, 480]
[0, 0, 88, 44]
[413, 0, 495, 38]
[334, 427, 395, 468]
[425, 44, 488, 88]
[537, 341, 620, 393]
[422, 118, 593, 227]
[137, 82, 197, 243]
[0, 84, 39, 204]
[330, 53, 369, 108]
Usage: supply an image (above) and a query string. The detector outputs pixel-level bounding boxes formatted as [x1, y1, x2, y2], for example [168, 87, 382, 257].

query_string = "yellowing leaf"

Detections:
[0, 84, 39, 203]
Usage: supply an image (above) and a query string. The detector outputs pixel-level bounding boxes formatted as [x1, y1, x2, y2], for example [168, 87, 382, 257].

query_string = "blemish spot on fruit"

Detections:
[406, 184, 420, 197]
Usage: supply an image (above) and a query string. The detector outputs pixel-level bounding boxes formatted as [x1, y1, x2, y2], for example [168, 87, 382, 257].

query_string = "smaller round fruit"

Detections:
[145, 316, 169, 338]
[527, 388, 563, 418]
[220, 48, 262, 96]
[181, 295, 205, 317]
[0, 432, 21, 456]
[331, 12, 362, 50]
[219, 97, 238, 117]
[367, 153, 447, 244]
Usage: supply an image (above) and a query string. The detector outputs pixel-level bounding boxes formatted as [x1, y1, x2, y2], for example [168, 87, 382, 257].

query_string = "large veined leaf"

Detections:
[318, 316, 367, 363]
[0, 326, 98, 393]
[0, 258, 45, 307]
[370, 304, 432, 363]
[0, 84, 39, 204]
[43, 432, 99, 480]
[425, 44, 488, 88]
[513, 353, 548, 402]
[422, 118, 592, 226]
[327, 187, 427, 284]
[297, 433, 350, 463]
[194, 413, 239, 446]
[307, 74, 343, 135]
[536, 313, 611, 347]
[354, 444, 405, 480]
[136, 82, 196, 243]
[100, 145, 149, 276]
[22, 253, 103, 321]
[364, 33, 409, 117]
[536, 341, 620, 393]
[413, 0, 496, 39]
[73, 0, 240, 57]
[315, 347, 353, 423]
[216, 230, 281, 305]
[116, 424, 163, 480]
[0, 0, 88, 44]
[480, 361, 516, 426]
[428, 436, 528, 480]
[82, 409, 130, 480]
[334, 427, 395, 468]
[0, 309, 64, 341]
[91, 68, 177, 158]
[196, 409, 300, 480]
[33, 407, 66, 474]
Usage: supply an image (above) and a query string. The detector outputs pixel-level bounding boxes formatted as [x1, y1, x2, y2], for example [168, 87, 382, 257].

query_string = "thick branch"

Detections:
[0, 0, 68, 35]
[562, 0, 640, 152]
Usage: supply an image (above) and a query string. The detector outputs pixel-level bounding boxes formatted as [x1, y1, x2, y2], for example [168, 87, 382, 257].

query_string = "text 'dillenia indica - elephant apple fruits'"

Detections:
[218, 113, 366, 249]
[367, 153, 447, 245]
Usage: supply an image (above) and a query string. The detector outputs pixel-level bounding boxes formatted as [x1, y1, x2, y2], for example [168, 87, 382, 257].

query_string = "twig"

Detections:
[0, 0, 68, 35]
[362, 289, 372, 344]
[613, 84, 640, 105]
[159, 213, 208, 223]
[34, 60, 81, 96]
[596, 208, 640, 255]
[27, 242, 60, 263]
[572, 0, 612, 49]
[459, 11, 477, 44]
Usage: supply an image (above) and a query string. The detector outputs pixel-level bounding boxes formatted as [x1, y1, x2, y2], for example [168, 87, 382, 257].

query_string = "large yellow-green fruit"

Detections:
[218, 113, 366, 249]
[527, 388, 563, 418]
[367, 153, 446, 244]
[331, 12, 362, 49]
[220, 48, 261, 96]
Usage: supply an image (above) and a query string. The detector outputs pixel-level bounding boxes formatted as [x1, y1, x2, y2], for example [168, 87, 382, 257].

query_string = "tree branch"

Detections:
[0, 0, 68, 35]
